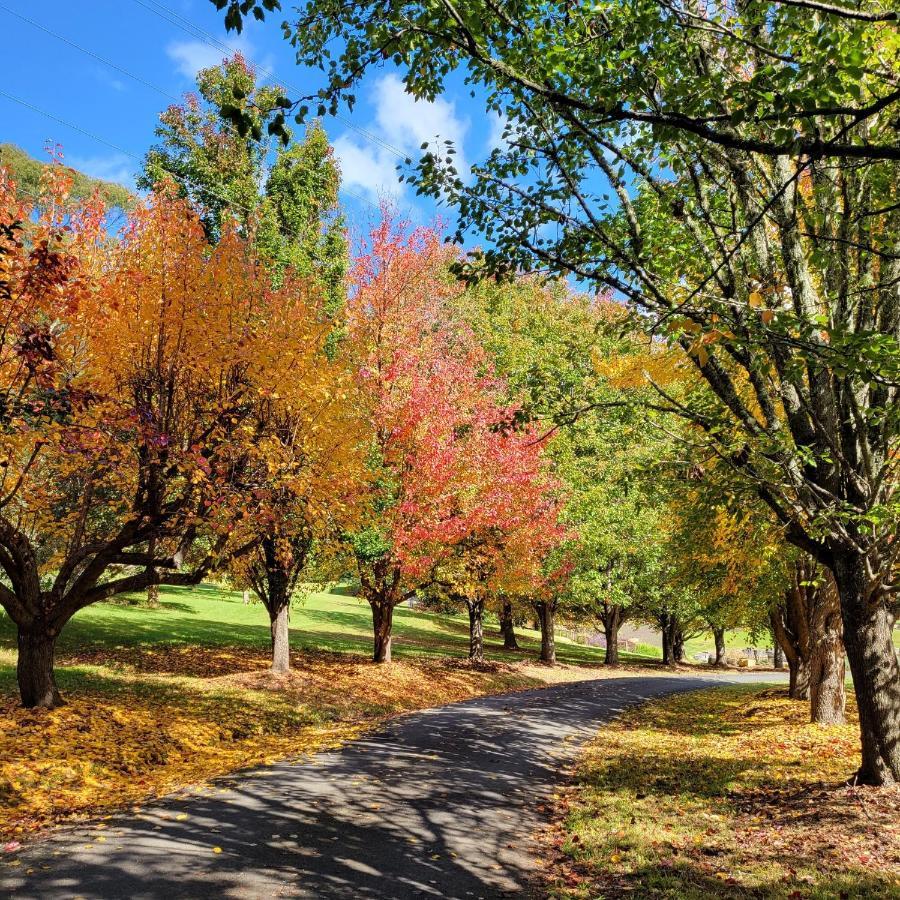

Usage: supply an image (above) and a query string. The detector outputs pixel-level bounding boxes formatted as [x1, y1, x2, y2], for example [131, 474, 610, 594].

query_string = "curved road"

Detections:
[4, 674, 774, 899]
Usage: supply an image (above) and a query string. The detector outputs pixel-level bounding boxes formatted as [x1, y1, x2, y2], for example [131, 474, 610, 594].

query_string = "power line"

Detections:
[0, 7, 381, 212]
[0, 3, 180, 106]
[0, 87, 259, 219]
[129, 0, 410, 162]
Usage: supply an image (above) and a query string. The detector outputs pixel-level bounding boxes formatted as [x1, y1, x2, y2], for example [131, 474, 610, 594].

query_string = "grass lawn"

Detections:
[0, 583, 654, 842]
[545, 685, 900, 899]
[0, 583, 645, 669]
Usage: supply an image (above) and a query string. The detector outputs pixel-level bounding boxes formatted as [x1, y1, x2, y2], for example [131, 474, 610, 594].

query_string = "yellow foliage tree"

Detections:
[0, 166, 357, 707]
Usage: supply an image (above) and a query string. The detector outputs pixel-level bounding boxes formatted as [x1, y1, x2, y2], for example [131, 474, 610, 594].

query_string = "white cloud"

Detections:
[67, 153, 135, 189]
[486, 112, 509, 153]
[333, 74, 471, 203]
[373, 75, 470, 174]
[333, 136, 404, 202]
[167, 36, 254, 80]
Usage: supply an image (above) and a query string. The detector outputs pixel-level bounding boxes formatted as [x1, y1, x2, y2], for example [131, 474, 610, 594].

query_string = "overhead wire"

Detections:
[0, 4, 382, 212]
[129, 0, 410, 162]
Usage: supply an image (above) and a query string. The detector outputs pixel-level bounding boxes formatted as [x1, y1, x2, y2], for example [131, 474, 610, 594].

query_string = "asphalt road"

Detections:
[4, 674, 769, 899]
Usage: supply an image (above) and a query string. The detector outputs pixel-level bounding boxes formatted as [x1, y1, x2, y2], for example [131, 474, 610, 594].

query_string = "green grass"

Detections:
[682, 628, 773, 660]
[0, 583, 633, 671]
[548, 687, 899, 899]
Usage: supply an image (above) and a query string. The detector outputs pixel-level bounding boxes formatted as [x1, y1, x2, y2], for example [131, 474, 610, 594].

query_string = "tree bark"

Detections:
[712, 626, 727, 667]
[499, 597, 520, 650]
[788, 656, 811, 700]
[371, 601, 394, 663]
[808, 576, 845, 725]
[269, 601, 290, 674]
[661, 614, 676, 666]
[673, 626, 685, 664]
[467, 597, 485, 662]
[535, 600, 556, 664]
[600, 604, 622, 666]
[146, 536, 160, 608]
[832, 555, 900, 784]
[773, 638, 785, 670]
[17, 626, 63, 709]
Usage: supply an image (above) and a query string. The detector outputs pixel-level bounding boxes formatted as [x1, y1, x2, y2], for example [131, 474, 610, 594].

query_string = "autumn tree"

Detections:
[0, 166, 336, 707]
[141, 55, 353, 622]
[435, 455, 567, 663]
[246, 0, 900, 784]
[346, 216, 562, 662]
[222, 273, 364, 673]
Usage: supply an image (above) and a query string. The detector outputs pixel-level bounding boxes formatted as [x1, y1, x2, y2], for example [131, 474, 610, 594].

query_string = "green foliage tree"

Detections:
[0, 143, 132, 209]
[139, 55, 346, 302]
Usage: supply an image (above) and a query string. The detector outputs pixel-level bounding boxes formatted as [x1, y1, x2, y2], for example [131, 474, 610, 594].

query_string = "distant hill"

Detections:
[0, 143, 134, 209]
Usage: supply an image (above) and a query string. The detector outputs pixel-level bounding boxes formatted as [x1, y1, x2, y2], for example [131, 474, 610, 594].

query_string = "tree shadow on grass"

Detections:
[578, 858, 900, 899]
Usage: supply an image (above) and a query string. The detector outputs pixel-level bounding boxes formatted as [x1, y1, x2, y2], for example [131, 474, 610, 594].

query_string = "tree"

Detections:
[347, 216, 557, 662]
[222, 279, 364, 673]
[452, 275, 646, 665]
[665, 469, 788, 668]
[771, 559, 847, 725]
[249, 0, 900, 783]
[0, 143, 133, 210]
[140, 55, 347, 308]
[141, 55, 354, 633]
[239, 1, 900, 164]
[0, 166, 334, 706]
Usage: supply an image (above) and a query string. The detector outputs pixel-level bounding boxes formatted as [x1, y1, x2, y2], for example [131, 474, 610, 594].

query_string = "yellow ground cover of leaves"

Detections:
[547, 686, 900, 899]
[1, 645, 597, 840]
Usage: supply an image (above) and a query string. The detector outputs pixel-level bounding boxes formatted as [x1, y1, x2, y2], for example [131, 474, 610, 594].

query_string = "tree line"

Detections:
[219, 0, 899, 786]
[4, 8, 900, 794]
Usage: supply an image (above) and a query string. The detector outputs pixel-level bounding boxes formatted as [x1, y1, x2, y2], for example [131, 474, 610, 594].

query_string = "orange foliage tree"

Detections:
[0, 166, 348, 706]
[224, 303, 366, 673]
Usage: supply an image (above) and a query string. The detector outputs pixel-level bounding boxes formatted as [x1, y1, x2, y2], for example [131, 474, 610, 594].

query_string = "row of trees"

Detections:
[231, 0, 900, 785]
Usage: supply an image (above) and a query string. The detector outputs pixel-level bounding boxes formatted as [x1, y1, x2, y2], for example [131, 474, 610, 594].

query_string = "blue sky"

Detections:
[0, 0, 500, 231]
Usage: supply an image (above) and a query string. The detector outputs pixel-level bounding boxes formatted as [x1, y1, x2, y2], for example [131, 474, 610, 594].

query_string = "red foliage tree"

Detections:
[347, 215, 564, 662]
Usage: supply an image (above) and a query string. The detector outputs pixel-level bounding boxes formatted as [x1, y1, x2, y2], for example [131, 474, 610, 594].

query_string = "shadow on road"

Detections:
[4, 676, 735, 899]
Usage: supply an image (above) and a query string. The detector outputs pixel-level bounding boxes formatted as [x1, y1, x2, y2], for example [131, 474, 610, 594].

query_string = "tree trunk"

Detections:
[661, 615, 676, 666]
[788, 656, 811, 700]
[601, 605, 622, 666]
[833, 555, 900, 784]
[146, 535, 160, 608]
[712, 626, 727, 667]
[499, 597, 520, 650]
[673, 627, 685, 664]
[371, 601, 394, 663]
[773, 640, 785, 670]
[808, 576, 845, 725]
[809, 631, 845, 726]
[17, 626, 63, 709]
[269, 601, 290, 674]
[468, 598, 485, 662]
[536, 600, 556, 664]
